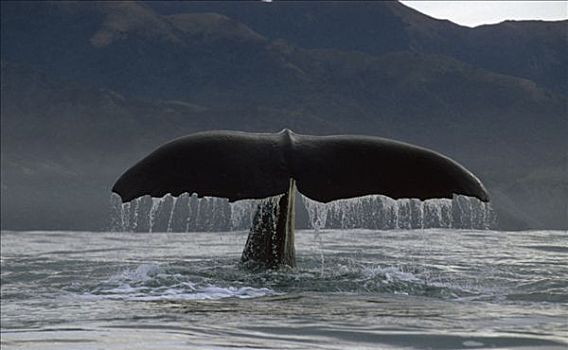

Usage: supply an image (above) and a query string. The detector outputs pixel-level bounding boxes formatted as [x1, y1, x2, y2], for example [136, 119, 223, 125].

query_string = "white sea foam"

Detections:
[83, 263, 278, 301]
[361, 266, 421, 283]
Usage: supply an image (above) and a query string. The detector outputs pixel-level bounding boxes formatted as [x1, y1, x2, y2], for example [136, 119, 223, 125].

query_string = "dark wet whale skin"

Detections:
[112, 129, 488, 204]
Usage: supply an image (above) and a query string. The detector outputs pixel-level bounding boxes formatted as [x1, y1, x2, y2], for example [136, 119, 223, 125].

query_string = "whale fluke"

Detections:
[112, 129, 488, 204]
[112, 129, 489, 268]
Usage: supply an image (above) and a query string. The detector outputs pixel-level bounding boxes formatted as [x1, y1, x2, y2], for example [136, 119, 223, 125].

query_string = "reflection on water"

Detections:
[1, 229, 567, 349]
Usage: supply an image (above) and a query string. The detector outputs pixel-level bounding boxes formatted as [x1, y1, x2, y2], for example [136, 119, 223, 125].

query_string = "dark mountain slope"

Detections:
[146, 1, 567, 94]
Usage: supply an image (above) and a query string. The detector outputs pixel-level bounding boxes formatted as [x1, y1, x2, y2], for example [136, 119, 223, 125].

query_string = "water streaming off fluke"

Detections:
[110, 193, 495, 232]
[302, 194, 495, 230]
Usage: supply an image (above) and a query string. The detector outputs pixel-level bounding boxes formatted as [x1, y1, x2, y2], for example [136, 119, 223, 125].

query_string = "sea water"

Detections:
[1, 229, 566, 349]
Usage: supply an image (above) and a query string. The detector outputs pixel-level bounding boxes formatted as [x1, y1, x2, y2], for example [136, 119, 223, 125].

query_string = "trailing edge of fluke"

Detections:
[112, 129, 489, 204]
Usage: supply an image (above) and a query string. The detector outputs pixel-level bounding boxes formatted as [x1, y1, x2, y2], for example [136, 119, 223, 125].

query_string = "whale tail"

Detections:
[112, 130, 489, 268]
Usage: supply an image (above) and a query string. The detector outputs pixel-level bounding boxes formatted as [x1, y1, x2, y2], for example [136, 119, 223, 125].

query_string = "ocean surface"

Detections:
[1, 229, 566, 349]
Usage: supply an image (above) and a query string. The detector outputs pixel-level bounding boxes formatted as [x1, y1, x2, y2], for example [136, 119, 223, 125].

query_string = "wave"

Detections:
[79, 263, 279, 301]
[72, 259, 482, 302]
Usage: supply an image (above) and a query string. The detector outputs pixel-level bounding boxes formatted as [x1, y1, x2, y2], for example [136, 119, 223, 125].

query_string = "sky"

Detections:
[399, 1, 567, 27]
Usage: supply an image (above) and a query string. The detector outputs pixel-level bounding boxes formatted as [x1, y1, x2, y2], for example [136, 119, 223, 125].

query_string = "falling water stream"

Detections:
[110, 193, 495, 232]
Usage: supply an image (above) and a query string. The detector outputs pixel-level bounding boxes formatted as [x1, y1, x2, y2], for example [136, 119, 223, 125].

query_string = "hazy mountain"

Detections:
[144, 1, 568, 94]
[1, 1, 566, 230]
